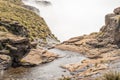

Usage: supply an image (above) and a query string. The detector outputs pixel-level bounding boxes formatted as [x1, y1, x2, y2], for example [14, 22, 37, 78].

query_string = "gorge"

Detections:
[0, 0, 120, 80]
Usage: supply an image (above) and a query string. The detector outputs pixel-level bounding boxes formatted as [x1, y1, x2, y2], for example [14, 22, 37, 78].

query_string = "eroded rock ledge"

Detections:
[56, 7, 120, 80]
[0, 32, 58, 69]
[0, 0, 59, 70]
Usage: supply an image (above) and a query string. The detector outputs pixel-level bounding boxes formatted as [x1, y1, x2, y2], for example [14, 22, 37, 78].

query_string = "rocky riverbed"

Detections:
[0, 0, 120, 80]
[1, 48, 85, 80]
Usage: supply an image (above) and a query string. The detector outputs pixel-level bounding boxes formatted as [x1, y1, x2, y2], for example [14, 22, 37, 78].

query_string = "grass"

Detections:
[2, 0, 23, 5]
[0, 0, 56, 42]
[96, 71, 120, 80]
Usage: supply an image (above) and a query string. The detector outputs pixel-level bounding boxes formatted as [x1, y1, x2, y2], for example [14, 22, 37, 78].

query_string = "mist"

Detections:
[22, 0, 120, 41]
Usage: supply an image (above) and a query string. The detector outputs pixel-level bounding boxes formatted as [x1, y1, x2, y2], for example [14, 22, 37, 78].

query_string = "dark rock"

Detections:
[0, 32, 31, 67]
[0, 20, 29, 37]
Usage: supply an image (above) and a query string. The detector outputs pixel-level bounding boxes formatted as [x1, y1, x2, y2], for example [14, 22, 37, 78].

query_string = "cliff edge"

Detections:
[56, 7, 120, 80]
[0, 0, 58, 69]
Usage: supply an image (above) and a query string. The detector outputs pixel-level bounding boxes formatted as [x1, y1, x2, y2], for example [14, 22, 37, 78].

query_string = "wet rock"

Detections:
[20, 49, 58, 66]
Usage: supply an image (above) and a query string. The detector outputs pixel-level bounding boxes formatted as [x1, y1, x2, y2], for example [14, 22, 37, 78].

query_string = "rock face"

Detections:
[0, 31, 31, 67]
[56, 7, 120, 79]
[0, 0, 58, 69]
[0, 31, 58, 68]
[0, 0, 59, 47]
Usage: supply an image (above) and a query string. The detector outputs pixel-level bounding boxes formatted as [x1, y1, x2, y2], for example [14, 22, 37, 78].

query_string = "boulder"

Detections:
[20, 49, 58, 66]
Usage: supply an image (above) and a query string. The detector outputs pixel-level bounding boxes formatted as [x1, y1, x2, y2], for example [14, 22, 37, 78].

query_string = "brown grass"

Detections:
[96, 71, 120, 80]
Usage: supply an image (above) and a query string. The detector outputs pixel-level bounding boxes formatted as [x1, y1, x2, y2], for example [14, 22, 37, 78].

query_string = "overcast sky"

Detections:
[23, 0, 120, 41]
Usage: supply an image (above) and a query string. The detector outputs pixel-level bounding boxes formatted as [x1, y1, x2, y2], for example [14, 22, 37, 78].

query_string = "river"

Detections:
[22, 0, 120, 41]
[2, 49, 85, 80]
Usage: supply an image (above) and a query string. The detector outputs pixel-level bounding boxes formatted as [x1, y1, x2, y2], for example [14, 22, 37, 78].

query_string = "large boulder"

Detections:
[20, 49, 58, 66]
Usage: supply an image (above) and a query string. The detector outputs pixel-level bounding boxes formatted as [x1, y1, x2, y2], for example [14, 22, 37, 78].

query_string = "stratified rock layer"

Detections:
[0, 0, 58, 69]
[0, 31, 58, 69]
[56, 7, 120, 79]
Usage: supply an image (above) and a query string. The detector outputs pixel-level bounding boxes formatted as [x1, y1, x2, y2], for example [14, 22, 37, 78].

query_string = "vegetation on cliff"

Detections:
[0, 0, 58, 69]
[0, 0, 57, 43]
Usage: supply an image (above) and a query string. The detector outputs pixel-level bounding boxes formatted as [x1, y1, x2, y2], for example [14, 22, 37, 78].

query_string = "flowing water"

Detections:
[2, 49, 85, 80]
[22, 0, 120, 41]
